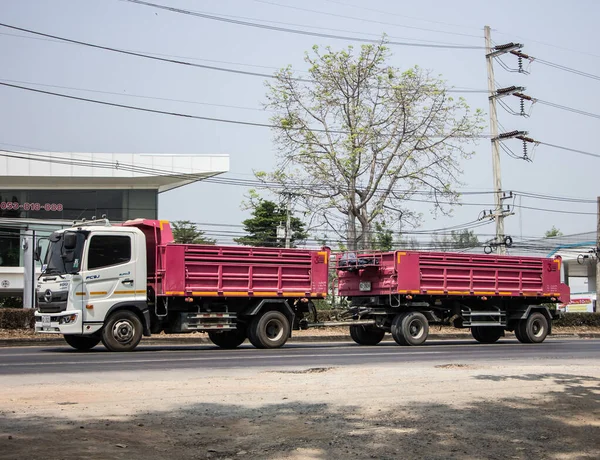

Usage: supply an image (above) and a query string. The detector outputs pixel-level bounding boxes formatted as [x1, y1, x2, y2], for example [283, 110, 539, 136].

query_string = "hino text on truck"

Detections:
[34, 218, 569, 351]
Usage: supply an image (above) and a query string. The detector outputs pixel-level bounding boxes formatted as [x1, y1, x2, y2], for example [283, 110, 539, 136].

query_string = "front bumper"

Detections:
[34, 310, 82, 334]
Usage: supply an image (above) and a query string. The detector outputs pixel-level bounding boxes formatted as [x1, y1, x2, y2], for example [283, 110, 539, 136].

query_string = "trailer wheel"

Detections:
[248, 311, 290, 349]
[515, 312, 549, 344]
[349, 325, 385, 346]
[471, 326, 504, 344]
[208, 329, 247, 349]
[64, 334, 101, 351]
[101, 310, 143, 352]
[391, 312, 429, 346]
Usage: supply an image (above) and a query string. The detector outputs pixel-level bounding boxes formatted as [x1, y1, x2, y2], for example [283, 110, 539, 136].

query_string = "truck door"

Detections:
[82, 232, 138, 328]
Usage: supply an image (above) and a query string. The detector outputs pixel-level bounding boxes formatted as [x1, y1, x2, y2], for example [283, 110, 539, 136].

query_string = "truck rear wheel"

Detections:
[64, 334, 101, 351]
[248, 311, 290, 349]
[471, 326, 504, 344]
[101, 310, 143, 352]
[208, 329, 247, 349]
[391, 312, 429, 346]
[515, 312, 549, 344]
[349, 325, 385, 345]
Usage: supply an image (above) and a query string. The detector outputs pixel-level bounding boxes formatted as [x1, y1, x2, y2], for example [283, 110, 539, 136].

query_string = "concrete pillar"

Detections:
[21, 229, 36, 309]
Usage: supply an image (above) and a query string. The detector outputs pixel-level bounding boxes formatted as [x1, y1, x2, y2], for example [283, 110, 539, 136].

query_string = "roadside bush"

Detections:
[0, 308, 35, 329]
[554, 312, 600, 327]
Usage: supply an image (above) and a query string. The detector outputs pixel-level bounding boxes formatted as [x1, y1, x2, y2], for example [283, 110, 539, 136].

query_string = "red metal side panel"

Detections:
[160, 244, 329, 298]
[338, 250, 569, 302]
[162, 245, 186, 295]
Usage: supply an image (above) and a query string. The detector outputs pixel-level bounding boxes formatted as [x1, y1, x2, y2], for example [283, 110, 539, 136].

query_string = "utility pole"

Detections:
[596, 197, 600, 312]
[484, 25, 504, 253]
[484, 26, 522, 254]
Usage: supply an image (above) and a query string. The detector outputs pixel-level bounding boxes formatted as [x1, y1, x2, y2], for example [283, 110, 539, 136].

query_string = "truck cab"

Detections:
[35, 220, 148, 351]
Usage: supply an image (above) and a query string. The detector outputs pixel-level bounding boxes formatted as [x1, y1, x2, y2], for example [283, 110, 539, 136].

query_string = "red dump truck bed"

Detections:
[125, 219, 329, 298]
[338, 250, 570, 303]
[158, 244, 330, 297]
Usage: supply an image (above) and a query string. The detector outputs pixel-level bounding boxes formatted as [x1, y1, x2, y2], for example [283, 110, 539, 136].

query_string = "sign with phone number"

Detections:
[0, 202, 63, 211]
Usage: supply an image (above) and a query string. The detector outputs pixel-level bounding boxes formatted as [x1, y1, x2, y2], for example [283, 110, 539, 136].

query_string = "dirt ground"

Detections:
[0, 349, 599, 459]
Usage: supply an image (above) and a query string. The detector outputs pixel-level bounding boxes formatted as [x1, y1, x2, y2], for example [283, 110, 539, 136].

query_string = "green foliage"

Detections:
[171, 221, 216, 245]
[235, 198, 308, 247]
[373, 222, 393, 251]
[545, 226, 564, 238]
[262, 40, 485, 251]
[432, 230, 479, 252]
[554, 312, 600, 327]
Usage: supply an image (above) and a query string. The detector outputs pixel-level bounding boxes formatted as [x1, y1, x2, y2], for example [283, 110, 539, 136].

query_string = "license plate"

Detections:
[42, 315, 51, 327]
[359, 281, 372, 292]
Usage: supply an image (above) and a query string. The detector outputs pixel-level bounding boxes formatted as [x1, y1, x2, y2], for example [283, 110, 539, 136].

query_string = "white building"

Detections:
[0, 151, 229, 300]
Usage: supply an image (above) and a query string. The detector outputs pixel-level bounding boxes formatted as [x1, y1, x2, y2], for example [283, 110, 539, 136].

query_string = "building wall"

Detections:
[0, 189, 157, 223]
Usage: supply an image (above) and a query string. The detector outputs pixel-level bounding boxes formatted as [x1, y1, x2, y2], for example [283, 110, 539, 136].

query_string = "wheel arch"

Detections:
[242, 299, 295, 323]
[105, 301, 151, 336]
[507, 305, 553, 334]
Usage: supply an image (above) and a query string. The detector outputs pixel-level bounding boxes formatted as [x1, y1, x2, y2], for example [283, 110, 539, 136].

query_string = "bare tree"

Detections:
[259, 41, 484, 250]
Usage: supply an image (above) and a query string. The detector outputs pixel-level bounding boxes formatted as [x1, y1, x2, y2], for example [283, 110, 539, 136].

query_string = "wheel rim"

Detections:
[408, 319, 424, 339]
[112, 319, 135, 344]
[531, 318, 545, 338]
[265, 319, 284, 342]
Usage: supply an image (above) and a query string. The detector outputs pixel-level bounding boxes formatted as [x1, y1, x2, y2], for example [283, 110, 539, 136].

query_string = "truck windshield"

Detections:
[43, 231, 86, 276]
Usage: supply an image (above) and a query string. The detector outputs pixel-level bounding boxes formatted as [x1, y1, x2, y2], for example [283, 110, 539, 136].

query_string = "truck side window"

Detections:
[88, 235, 131, 270]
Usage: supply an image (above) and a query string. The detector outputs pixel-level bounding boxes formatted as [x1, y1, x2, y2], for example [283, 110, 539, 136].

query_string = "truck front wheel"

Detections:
[101, 310, 143, 352]
[248, 311, 290, 349]
[391, 312, 429, 346]
[208, 329, 247, 349]
[515, 312, 549, 344]
[471, 326, 504, 344]
[64, 334, 101, 351]
[349, 325, 385, 345]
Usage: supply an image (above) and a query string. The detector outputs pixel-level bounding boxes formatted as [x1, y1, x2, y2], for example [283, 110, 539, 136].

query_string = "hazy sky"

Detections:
[1, 0, 599, 247]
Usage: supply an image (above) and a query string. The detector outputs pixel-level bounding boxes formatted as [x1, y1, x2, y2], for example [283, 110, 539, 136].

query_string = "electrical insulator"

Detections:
[522, 139, 529, 161]
[520, 97, 525, 116]
[518, 56, 523, 72]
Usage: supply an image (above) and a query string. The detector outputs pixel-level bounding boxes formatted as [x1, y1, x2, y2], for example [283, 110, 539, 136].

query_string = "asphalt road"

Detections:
[0, 338, 598, 375]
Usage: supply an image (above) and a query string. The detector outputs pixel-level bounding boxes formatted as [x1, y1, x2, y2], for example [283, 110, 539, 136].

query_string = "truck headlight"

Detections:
[59, 314, 78, 325]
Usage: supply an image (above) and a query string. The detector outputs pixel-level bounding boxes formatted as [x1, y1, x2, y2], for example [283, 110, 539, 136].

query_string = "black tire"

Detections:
[349, 325, 385, 345]
[391, 312, 429, 346]
[471, 326, 504, 344]
[515, 312, 549, 344]
[208, 328, 247, 349]
[64, 334, 101, 351]
[248, 311, 290, 349]
[101, 310, 143, 352]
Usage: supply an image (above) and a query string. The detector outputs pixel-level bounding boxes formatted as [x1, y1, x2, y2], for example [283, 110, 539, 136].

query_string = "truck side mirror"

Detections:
[35, 237, 48, 262]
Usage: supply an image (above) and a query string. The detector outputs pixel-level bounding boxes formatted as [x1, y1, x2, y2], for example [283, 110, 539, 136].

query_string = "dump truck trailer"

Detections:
[328, 250, 569, 346]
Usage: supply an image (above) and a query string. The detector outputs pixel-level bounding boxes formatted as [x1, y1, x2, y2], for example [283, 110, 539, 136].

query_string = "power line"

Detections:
[250, 0, 482, 39]
[537, 141, 600, 159]
[534, 58, 600, 81]
[0, 23, 313, 83]
[0, 25, 487, 94]
[0, 78, 268, 112]
[0, 80, 492, 139]
[535, 99, 600, 120]
[0, 81, 320, 131]
[321, 0, 482, 32]
[121, 0, 484, 50]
